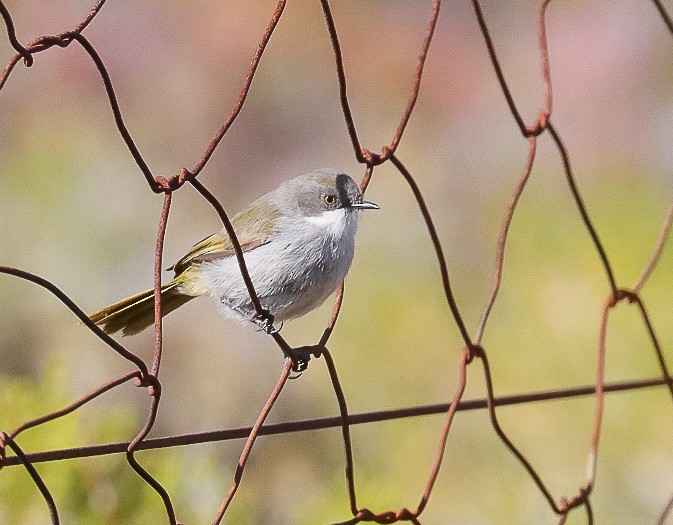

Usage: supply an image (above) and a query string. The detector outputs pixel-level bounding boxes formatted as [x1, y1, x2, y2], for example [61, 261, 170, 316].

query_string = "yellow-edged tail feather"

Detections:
[89, 273, 200, 336]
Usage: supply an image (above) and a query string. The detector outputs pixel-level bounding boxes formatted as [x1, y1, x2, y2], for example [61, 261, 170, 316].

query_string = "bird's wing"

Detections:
[170, 199, 280, 275]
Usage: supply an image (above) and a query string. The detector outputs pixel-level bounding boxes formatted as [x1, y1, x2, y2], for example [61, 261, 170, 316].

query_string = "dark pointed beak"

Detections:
[350, 200, 379, 210]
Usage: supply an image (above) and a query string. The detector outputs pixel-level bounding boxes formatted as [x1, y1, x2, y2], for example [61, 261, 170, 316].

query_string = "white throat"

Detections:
[304, 208, 351, 238]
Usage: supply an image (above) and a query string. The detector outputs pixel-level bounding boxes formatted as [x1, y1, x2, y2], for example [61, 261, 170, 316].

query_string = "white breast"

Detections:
[197, 210, 359, 324]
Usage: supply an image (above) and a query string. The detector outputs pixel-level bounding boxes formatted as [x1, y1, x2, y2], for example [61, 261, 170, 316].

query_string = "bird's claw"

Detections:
[268, 321, 283, 334]
[253, 310, 282, 334]
[286, 345, 323, 373]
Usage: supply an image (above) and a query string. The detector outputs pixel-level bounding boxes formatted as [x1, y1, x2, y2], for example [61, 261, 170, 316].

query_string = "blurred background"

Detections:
[1, 1, 672, 523]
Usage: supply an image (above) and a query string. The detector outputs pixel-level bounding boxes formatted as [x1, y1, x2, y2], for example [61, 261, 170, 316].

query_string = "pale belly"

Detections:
[196, 235, 354, 323]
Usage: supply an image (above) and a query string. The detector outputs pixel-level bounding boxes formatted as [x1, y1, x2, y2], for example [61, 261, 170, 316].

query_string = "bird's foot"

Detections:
[285, 345, 324, 374]
[252, 310, 282, 334]
[268, 321, 284, 334]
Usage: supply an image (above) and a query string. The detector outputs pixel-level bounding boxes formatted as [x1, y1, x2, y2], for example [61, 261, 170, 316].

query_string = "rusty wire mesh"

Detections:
[1, 1, 673, 524]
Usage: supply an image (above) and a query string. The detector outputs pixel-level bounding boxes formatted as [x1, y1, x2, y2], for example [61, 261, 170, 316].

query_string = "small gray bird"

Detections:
[89, 169, 378, 336]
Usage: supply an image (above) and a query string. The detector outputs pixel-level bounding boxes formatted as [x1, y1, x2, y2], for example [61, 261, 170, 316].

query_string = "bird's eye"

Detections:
[323, 194, 336, 206]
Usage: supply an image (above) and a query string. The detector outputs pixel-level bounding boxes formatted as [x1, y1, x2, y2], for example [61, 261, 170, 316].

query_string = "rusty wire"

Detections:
[1, 1, 673, 524]
[1, 373, 670, 469]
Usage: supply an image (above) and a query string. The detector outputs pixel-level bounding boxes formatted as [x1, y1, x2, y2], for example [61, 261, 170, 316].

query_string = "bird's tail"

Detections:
[89, 274, 200, 336]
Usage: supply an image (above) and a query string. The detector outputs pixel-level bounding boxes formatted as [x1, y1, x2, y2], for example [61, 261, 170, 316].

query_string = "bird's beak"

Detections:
[350, 200, 379, 210]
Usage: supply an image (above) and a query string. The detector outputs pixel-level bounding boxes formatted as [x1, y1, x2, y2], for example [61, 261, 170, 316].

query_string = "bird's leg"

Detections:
[252, 309, 278, 334]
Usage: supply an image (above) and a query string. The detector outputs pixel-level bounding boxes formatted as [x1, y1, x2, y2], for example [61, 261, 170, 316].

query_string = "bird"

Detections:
[89, 169, 378, 336]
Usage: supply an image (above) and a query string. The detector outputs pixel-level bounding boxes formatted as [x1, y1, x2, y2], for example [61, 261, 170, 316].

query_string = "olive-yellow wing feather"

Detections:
[171, 199, 280, 275]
